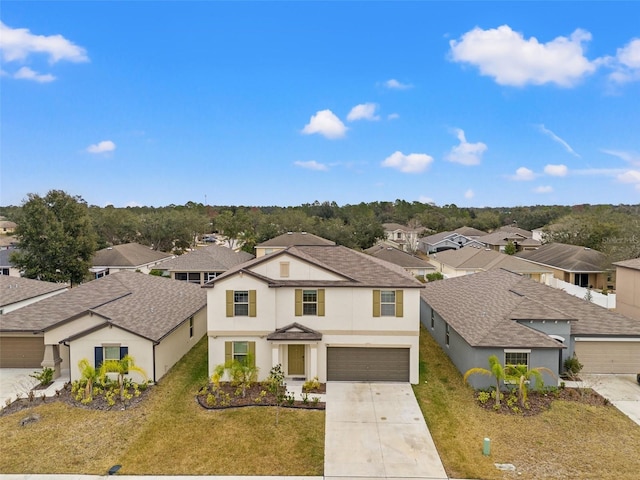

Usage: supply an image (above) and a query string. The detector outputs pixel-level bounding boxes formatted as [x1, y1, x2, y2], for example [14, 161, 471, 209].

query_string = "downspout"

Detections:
[152, 341, 159, 383]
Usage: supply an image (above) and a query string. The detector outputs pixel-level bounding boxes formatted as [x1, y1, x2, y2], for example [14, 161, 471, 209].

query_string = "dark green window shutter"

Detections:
[249, 290, 257, 317]
[225, 342, 232, 363]
[295, 289, 302, 316]
[248, 341, 256, 367]
[373, 290, 381, 317]
[226, 290, 233, 317]
[318, 289, 325, 316]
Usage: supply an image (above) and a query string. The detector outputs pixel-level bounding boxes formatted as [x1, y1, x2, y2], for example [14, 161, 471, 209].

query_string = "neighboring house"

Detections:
[365, 244, 435, 280]
[154, 244, 254, 285]
[478, 225, 540, 253]
[420, 269, 640, 390]
[0, 220, 17, 235]
[205, 244, 424, 384]
[91, 242, 173, 278]
[382, 223, 425, 252]
[516, 243, 613, 290]
[418, 231, 484, 254]
[0, 247, 20, 277]
[0, 271, 207, 382]
[428, 245, 553, 283]
[452, 226, 487, 238]
[255, 232, 335, 258]
[0, 275, 67, 315]
[613, 258, 640, 320]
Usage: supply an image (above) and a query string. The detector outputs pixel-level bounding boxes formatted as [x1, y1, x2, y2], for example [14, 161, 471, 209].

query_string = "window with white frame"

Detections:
[302, 290, 318, 315]
[430, 308, 435, 329]
[505, 351, 529, 369]
[233, 341, 249, 364]
[380, 290, 396, 316]
[104, 346, 121, 363]
[234, 291, 249, 316]
[205, 272, 218, 282]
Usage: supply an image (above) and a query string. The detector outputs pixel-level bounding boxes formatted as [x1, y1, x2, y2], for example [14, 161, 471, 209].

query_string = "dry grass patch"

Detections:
[414, 326, 640, 480]
[0, 337, 324, 475]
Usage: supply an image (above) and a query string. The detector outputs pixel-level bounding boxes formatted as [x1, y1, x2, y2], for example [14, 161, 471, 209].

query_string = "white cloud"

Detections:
[617, 170, 640, 190]
[13, 66, 55, 83]
[294, 160, 328, 171]
[534, 185, 553, 193]
[601, 149, 640, 166]
[537, 124, 580, 157]
[608, 38, 640, 84]
[464, 189, 475, 199]
[449, 25, 597, 87]
[511, 167, 536, 181]
[384, 79, 412, 90]
[544, 164, 568, 177]
[419, 196, 435, 205]
[381, 151, 433, 173]
[445, 128, 487, 166]
[0, 21, 89, 64]
[301, 109, 347, 139]
[387, 113, 400, 120]
[347, 103, 380, 122]
[87, 140, 116, 154]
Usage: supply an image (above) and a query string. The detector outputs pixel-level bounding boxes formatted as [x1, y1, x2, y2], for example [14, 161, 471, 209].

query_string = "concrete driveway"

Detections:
[581, 374, 640, 426]
[324, 382, 447, 479]
[0, 369, 39, 405]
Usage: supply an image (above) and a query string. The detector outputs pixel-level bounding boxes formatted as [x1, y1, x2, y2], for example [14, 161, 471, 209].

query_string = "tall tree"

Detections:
[11, 190, 97, 286]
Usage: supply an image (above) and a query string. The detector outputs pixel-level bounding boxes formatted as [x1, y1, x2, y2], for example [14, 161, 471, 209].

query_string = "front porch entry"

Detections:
[288, 344, 305, 376]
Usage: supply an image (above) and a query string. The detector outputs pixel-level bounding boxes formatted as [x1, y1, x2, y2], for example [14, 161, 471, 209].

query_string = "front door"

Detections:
[288, 345, 305, 376]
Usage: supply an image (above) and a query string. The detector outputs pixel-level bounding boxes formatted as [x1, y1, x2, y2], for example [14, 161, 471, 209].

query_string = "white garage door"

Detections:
[574, 339, 640, 374]
[327, 347, 410, 382]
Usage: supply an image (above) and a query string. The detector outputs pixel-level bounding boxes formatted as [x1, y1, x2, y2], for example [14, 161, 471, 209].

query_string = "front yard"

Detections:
[414, 326, 640, 479]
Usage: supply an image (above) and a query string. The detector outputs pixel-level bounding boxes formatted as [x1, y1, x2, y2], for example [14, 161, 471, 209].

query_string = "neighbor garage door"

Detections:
[574, 339, 640, 374]
[0, 336, 45, 368]
[327, 347, 409, 382]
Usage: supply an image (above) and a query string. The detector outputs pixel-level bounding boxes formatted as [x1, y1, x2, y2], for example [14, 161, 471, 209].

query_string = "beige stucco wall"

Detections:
[154, 307, 207, 380]
[616, 266, 640, 320]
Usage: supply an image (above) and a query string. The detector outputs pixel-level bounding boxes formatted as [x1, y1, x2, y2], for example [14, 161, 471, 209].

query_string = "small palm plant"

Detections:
[505, 364, 556, 408]
[463, 355, 507, 407]
[99, 354, 147, 402]
[78, 359, 99, 401]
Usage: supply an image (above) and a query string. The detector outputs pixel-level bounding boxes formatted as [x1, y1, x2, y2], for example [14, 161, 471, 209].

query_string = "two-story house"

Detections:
[204, 244, 424, 384]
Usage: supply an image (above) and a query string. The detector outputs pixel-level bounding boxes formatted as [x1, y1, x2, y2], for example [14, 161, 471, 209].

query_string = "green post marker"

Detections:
[483, 437, 491, 456]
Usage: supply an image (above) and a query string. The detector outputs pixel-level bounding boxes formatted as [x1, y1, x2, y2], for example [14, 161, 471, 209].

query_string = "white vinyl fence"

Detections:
[547, 277, 616, 309]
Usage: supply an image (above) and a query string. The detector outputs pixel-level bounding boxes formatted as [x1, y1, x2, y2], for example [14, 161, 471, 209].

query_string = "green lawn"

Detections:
[0, 337, 325, 475]
[413, 326, 640, 480]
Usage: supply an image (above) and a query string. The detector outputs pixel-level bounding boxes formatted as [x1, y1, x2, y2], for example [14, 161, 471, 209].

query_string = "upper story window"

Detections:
[295, 289, 325, 316]
[175, 272, 201, 284]
[226, 290, 257, 317]
[373, 289, 403, 317]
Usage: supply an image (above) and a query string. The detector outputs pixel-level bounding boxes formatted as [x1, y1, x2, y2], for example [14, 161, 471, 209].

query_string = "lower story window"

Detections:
[233, 341, 249, 364]
[104, 346, 121, 362]
[505, 351, 529, 369]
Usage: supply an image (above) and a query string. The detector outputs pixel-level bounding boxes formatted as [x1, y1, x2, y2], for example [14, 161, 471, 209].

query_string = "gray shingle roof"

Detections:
[432, 246, 552, 274]
[453, 226, 487, 237]
[366, 245, 435, 270]
[257, 232, 336, 248]
[613, 258, 640, 271]
[92, 243, 172, 268]
[207, 245, 424, 289]
[1, 271, 206, 341]
[0, 276, 67, 309]
[478, 230, 540, 247]
[155, 245, 254, 272]
[421, 269, 640, 348]
[516, 243, 610, 272]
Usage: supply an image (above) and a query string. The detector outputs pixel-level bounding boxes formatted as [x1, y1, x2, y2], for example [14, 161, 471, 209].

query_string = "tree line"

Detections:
[2, 190, 638, 285]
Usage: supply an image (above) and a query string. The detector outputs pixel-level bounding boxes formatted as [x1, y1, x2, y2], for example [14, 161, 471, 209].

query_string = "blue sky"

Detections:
[1, 1, 639, 208]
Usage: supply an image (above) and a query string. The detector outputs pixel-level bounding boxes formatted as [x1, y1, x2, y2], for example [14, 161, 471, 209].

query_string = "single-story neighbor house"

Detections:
[153, 244, 254, 284]
[451, 226, 487, 238]
[428, 245, 553, 283]
[205, 244, 424, 384]
[418, 231, 485, 254]
[91, 243, 173, 278]
[0, 275, 67, 316]
[478, 225, 540, 253]
[0, 271, 206, 382]
[0, 247, 20, 277]
[365, 244, 435, 279]
[516, 242, 613, 290]
[613, 257, 640, 320]
[0, 220, 17, 234]
[255, 232, 335, 257]
[420, 269, 640, 389]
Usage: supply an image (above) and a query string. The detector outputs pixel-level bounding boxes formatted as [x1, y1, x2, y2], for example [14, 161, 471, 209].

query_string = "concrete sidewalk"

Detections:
[324, 382, 448, 479]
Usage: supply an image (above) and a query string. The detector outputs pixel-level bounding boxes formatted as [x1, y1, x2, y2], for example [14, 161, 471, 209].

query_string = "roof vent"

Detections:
[301, 232, 307, 235]
[287, 232, 293, 235]
[107, 247, 113, 250]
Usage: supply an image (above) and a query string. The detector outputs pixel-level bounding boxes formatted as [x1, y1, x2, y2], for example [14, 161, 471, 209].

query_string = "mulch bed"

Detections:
[196, 382, 326, 410]
[476, 387, 610, 416]
[1, 382, 152, 418]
